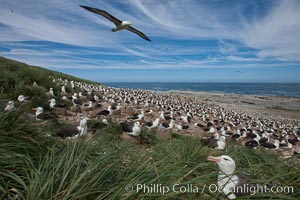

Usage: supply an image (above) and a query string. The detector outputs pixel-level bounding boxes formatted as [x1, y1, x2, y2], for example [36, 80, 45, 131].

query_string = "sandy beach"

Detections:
[168, 91, 300, 120]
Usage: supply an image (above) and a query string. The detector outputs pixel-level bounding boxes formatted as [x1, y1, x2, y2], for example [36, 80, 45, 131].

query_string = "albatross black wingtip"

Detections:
[79, 5, 89, 9]
[143, 36, 151, 42]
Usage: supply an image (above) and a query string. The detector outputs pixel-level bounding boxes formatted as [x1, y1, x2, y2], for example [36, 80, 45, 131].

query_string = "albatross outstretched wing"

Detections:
[126, 26, 151, 42]
[79, 5, 122, 25]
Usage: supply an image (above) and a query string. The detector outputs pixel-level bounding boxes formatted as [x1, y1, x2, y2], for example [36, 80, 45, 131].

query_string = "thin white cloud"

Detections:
[242, 0, 300, 61]
[218, 40, 238, 55]
[225, 56, 262, 62]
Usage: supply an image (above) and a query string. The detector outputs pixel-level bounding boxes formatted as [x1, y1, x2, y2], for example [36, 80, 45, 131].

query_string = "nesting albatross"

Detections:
[79, 5, 151, 42]
[58, 117, 89, 139]
[207, 155, 280, 199]
[33, 107, 58, 121]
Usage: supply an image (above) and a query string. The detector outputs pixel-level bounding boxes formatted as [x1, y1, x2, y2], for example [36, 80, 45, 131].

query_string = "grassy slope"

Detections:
[0, 57, 299, 200]
[0, 56, 100, 111]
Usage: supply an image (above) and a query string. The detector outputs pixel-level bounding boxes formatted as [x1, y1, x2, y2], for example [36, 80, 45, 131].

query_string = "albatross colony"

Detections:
[4, 76, 300, 158]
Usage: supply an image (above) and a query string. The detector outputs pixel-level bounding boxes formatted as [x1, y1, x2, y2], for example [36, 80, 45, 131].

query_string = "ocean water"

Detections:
[103, 82, 300, 98]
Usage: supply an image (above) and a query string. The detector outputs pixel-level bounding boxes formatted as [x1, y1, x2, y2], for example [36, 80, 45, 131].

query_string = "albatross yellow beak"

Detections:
[207, 155, 221, 163]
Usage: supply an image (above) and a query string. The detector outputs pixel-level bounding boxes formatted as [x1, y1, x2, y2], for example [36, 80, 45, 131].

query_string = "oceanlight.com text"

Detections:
[124, 183, 294, 196]
[212, 184, 295, 196]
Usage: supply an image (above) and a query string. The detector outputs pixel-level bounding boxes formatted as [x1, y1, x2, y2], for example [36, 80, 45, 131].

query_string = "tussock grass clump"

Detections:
[97, 120, 123, 136]
[0, 109, 58, 199]
[140, 129, 156, 144]
[24, 141, 122, 200]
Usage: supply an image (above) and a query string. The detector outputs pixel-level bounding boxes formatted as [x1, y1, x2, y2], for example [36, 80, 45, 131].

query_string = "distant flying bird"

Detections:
[236, 70, 242, 74]
[79, 5, 151, 42]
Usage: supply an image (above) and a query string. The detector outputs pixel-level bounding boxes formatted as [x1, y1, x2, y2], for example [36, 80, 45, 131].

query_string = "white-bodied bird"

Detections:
[80, 5, 151, 42]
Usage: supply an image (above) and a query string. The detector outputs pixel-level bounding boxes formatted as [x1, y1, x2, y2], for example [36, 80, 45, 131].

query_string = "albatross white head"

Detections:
[4, 101, 15, 111]
[215, 136, 226, 150]
[18, 95, 26, 102]
[49, 88, 54, 96]
[33, 107, 44, 116]
[208, 155, 236, 175]
[49, 99, 56, 108]
[122, 20, 132, 26]
[133, 121, 141, 134]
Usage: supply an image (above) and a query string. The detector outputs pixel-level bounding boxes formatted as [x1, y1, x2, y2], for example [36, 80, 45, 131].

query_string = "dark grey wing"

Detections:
[201, 138, 217, 147]
[121, 122, 134, 132]
[126, 26, 151, 42]
[79, 5, 122, 25]
[234, 174, 257, 196]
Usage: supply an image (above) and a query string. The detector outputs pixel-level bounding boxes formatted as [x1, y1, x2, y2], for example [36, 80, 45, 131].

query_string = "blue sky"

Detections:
[0, 0, 300, 82]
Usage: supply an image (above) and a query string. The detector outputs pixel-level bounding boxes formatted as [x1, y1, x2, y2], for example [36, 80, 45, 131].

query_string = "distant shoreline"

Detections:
[167, 90, 300, 99]
[103, 82, 300, 99]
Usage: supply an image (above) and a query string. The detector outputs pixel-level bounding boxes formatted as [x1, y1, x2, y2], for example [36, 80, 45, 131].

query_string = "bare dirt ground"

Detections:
[168, 91, 300, 120]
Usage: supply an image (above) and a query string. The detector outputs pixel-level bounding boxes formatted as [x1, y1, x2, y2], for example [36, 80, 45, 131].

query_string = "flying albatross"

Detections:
[79, 5, 151, 42]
